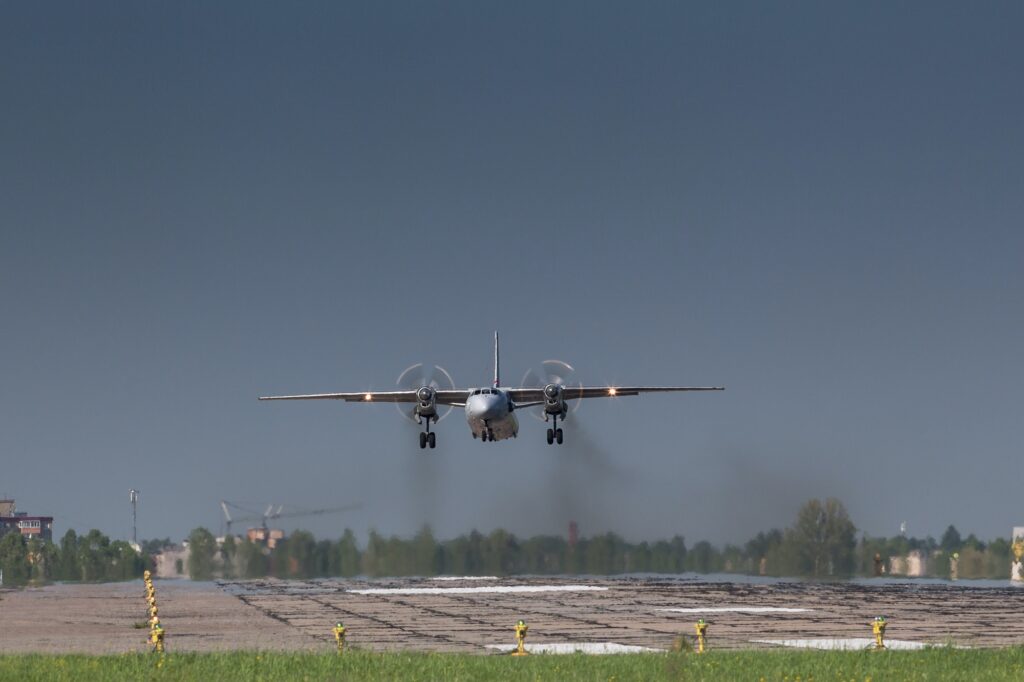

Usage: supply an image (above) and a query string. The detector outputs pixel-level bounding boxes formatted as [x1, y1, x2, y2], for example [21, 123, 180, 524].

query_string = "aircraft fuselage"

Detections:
[464, 388, 519, 441]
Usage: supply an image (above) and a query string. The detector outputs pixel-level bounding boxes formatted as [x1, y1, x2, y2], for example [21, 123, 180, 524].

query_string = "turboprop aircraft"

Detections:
[259, 333, 723, 449]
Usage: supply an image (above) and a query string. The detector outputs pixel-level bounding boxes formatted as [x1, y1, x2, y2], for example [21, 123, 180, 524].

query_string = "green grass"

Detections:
[2, 648, 1024, 682]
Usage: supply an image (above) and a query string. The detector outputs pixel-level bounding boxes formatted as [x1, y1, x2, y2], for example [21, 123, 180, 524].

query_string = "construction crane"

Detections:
[219, 500, 361, 537]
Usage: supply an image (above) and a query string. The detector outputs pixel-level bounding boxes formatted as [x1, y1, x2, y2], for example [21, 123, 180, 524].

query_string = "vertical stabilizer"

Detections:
[493, 331, 500, 387]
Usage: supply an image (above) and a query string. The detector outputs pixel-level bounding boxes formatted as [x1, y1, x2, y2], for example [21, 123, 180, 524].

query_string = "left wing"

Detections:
[506, 386, 724, 403]
[259, 390, 468, 405]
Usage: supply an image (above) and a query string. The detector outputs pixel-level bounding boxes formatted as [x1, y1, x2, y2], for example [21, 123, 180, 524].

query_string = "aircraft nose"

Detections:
[471, 395, 503, 420]
[482, 401, 501, 419]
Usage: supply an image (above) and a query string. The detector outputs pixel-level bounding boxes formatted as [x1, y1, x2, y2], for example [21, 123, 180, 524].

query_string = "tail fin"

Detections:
[493, 331, 500, 388]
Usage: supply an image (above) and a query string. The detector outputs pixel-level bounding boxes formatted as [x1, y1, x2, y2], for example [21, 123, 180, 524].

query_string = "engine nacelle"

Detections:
[542, 383, 568, 417]
[415, 386, 439, 420]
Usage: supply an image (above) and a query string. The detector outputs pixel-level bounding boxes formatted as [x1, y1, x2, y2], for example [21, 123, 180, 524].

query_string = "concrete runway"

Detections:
[2, 576, 1023, 653]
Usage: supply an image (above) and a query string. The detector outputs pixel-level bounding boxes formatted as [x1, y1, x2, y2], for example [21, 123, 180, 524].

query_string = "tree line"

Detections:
[0, 529, 148, 585]
[188, 498, 1015, 581]
[1, 499, 1014, 585]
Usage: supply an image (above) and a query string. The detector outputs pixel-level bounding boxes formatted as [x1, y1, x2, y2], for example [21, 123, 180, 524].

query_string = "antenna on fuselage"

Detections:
[493, 331, 500, 388]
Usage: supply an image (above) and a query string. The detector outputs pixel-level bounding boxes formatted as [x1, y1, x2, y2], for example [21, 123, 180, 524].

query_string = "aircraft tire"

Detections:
[555, 428, 563, 445]
[546, 428, 554, 445]
[419, 432, 427, 449]
[428, 432, 436, 448]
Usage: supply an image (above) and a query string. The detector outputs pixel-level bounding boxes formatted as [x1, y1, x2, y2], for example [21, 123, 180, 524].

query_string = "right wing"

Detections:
[259, 390, 468, 405]
[506, 386, 724, 402]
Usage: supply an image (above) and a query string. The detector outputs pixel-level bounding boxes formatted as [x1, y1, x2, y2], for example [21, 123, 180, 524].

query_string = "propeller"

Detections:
[395, 363, 456, 423]
[520, 359, 583, 421]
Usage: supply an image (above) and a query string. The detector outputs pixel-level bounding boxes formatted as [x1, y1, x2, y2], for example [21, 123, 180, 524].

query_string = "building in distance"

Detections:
[0, 499, 54, 542]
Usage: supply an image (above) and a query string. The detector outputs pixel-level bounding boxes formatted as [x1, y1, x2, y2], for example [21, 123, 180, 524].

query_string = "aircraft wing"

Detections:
[507, 386, 724, 402]
[259, 390, 468, 405]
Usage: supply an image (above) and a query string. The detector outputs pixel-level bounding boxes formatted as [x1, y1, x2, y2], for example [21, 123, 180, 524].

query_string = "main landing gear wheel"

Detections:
[419, 423, 437, 449]
[546, 414, 566, 445]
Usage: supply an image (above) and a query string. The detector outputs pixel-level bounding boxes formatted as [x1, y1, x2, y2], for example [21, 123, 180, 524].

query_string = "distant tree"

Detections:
[940, 525, 962, 553]
[220, 535, 237, 579]
[28, 537, 57, 582]
[236, 538, 266, 578]
[78, 530, 110, 581]
[786, 498, 857, 577]
[962, 533, 985, 552]
[0, 531, 30, 584]
[314, 539, 334, 576]
[58, 529, 80, 581]
[413, 525, 440, 576]
[361, 530, 385, 577]
[465, 531, 485, 574]
[483, 529, 519, 575]
[746, 530, 783, 562]
[586, 532, 628, 574]
[686, 541, 718, 574]
[109, 540, 143, 581]
[285, 531, 317, 578]
[721, 544, 744, 572]
[141, 538, 174, 555]
[958, 546, 987, 578]
[187, 527, 217, 580]
[520, 535, 567, 574]
[338, 529, 361, 577]
[985, 537, 1011, 578]
[987, 537, 1010, 561]
[670, 536, 687, 572]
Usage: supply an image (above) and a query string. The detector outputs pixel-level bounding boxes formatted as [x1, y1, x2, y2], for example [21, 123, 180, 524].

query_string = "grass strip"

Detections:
[2, 648, 1024, 681]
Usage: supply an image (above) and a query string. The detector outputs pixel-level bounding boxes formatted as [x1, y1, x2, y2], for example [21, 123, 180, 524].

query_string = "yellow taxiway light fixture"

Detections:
[332, 622, 346, 653]
[150, 623, 165, 653]
[512, 620, 529, 656]
[872, 616, 887, 650]
[695, 619, 708, 653]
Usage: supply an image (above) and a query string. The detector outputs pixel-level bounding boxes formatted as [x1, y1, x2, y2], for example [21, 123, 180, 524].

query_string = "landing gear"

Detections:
[419, 417, 437, 449]
[546, 414, 565, 445]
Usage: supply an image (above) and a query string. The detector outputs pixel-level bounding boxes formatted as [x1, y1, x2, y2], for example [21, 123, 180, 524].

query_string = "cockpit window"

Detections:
[472, 389, 481, 395]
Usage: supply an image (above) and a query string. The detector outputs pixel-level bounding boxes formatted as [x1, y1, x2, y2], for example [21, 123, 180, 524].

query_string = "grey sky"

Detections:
[3, 2, 1022, 546]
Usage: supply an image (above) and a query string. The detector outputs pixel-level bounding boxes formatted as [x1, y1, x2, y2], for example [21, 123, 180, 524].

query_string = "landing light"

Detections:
[364, 393, 372, 401]
[608, 388, 617, 396]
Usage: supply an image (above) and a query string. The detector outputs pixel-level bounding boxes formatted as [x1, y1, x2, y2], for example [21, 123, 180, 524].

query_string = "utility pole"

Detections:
[129, 489, 139, 547]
